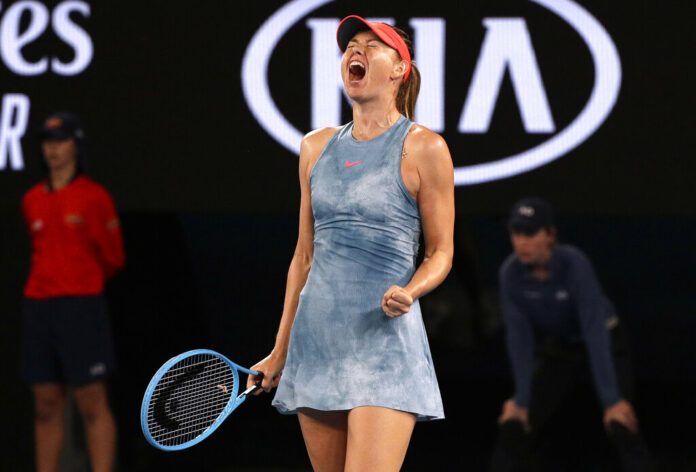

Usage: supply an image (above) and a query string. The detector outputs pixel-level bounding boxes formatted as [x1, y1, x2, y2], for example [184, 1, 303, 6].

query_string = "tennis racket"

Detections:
[140, 349, 261, 451]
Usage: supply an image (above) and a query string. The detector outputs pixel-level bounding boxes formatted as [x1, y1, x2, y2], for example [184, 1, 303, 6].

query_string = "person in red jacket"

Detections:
[20, 112, 124, 472]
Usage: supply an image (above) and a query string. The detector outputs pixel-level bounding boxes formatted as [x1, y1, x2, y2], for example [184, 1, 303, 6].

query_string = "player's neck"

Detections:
[532, 266, 550, 281]
[530, 250, 553, 281]
[49, 162, 77, 191]
[351, 99, 400, 141]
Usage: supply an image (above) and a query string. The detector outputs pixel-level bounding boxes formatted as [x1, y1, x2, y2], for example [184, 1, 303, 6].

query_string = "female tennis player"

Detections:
[248, 15, 454, 471]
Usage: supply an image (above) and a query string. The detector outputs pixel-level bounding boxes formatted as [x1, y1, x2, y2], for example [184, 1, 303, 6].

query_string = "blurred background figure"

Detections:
[490, 198, 654, 472]
[20, 112, 124, 472]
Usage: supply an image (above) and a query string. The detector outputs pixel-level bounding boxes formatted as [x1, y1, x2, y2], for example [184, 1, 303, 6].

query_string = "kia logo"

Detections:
[241, 0, 621, 186]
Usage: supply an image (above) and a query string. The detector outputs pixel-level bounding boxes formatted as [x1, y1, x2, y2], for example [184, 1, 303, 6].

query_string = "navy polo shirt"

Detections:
[499, 244, 620, 409]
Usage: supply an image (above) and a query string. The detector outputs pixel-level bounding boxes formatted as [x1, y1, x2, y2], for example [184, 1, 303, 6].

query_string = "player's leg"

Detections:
[21, 298, 65, 472]
[57, 296, 117, 472]
[33, 383, 66, 472]
[344, 406, 416, 472]
[73, 382, 116, 472]
[297, 407, 348, 472]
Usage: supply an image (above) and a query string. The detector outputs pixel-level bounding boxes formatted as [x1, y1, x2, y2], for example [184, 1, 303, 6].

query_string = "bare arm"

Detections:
[269, 138, 316, 362]
[383, 128, 455, 317]
[248, 128, 337, 392]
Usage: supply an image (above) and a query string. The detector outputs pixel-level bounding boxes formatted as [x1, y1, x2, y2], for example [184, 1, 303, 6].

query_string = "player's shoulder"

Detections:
[75, 176, 114, 201]
[404, 123, 452, 182]
[302, 127, 340, 151]
[554, 244, 591, 264]
[405, 123, 452, 169]
[299, 127, 341, 172]
[553, 244, 596, 277]
[24, 180, 47, 198]
[406, 123, 448, 153]
[22, 181, 47, 207]
[76, 175, 103, 191]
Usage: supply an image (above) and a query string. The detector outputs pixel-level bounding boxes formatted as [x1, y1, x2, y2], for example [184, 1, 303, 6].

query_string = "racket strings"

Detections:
[146, 354, 235, 446]
[149, 358, 233, 443]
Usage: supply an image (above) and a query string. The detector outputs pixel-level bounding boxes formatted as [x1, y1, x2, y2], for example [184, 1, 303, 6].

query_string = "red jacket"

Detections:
[22, 175, 125, 299]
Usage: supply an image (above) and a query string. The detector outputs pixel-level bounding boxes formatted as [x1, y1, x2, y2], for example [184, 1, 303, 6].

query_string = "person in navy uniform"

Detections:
[21, 112, 124, 472]
[490, 198, 654, 472]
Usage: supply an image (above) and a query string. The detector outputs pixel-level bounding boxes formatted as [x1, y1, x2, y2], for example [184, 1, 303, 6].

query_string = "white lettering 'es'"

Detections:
[241, 0, 621, 186]
[0, 0, 93, 76]
[52, 1, 94, 75]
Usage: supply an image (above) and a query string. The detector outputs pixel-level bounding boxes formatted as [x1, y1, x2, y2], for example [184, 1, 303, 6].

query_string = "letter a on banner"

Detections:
[459, 18, 555, 134]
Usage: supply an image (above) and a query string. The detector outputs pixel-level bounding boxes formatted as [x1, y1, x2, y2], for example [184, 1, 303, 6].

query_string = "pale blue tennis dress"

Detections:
[272, 115, 444, 421]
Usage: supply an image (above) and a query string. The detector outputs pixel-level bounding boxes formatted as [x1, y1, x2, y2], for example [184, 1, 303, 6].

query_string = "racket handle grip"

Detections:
[251, 372, 264, 393]
[238, 372, 264, 399]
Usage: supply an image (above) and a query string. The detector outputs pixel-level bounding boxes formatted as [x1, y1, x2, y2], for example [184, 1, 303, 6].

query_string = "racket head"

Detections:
[140, 349, 257, 451]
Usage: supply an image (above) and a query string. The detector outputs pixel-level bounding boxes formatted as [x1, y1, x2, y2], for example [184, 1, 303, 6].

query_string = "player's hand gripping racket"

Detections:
[140, 349, 261, 450]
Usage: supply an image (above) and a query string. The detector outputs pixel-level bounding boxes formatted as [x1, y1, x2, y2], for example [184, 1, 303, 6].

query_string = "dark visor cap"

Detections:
[507, 198, 554, 235]
[39, 112, 85, 141]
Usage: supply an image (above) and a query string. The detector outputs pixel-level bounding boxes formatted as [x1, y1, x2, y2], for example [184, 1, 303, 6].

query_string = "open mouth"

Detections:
[348, 61, 366, 81]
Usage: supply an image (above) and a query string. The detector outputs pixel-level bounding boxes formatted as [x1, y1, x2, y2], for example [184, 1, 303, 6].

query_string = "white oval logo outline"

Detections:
[241, 0, 331, 154]
[241, 0, 622, 186]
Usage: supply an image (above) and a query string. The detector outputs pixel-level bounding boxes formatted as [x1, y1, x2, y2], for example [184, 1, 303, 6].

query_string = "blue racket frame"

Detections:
[140, 348, 259, 451]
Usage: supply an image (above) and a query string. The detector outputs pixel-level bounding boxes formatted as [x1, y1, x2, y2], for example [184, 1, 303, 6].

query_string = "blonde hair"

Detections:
[391, 26, 420, 120]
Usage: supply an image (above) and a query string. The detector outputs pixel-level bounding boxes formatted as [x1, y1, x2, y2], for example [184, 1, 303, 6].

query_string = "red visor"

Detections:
[336, 15, 412, 83]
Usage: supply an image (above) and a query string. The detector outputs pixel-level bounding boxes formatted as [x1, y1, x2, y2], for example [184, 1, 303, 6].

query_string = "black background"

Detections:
[0, 0, 694, 470]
